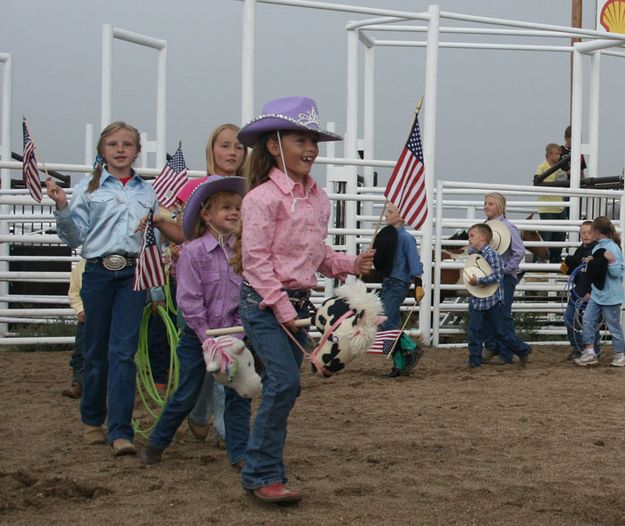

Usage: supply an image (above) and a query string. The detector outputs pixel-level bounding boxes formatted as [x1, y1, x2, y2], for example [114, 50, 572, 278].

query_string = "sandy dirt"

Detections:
[2, 346, 625, 526]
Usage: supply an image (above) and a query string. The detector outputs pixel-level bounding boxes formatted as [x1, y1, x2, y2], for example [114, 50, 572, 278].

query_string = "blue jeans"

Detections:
[69, 320, 85, 385]
[540, 210, 568, 264]
[379, 277, 410, 331]
[564, 298, 600, 353]
[149, 326, 250, 464]
[483, 274, 529, 358]
[188, 373, 226, 440]
[468, 302, 530, 366]
[582, 300, 624, 354]
[225, 383, 252, 465]
[484, 274, 517, 354]
[80, 262, 146, 443]
[239, 283, 308, 490]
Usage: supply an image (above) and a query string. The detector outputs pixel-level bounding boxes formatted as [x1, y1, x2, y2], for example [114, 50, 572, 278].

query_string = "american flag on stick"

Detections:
[22, 119, 43, 203]
[133, 209, 166, 291]
[367, 329, 402, 355]
[153, 144, 188, 208]
[384, 111, 427, 230]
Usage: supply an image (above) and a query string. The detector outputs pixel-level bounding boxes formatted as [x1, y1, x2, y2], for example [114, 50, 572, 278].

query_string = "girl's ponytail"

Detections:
[87, 163, 103, 193]
[244, 132, 277, 190]
[592, 216, 621, 246]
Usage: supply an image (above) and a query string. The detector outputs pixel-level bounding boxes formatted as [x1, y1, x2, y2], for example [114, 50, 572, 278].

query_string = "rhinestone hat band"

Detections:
[245, 106, 322, 131]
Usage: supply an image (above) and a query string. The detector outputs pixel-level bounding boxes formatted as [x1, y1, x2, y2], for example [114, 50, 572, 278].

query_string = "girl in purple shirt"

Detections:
[139, 175, 251, 468]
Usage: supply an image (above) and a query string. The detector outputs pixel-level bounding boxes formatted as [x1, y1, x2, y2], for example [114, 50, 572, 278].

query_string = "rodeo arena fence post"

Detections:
[0, 2, 624, 349]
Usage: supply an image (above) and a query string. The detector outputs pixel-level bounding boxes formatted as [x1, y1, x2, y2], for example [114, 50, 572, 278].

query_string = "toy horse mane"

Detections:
[333, 280, 384, 321]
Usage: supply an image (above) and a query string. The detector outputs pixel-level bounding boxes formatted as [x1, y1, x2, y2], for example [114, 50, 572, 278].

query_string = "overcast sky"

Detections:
[1, 0, 624, 187]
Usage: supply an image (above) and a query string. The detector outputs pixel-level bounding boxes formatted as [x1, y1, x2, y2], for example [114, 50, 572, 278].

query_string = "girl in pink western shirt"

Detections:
[234, 96, 374, 504]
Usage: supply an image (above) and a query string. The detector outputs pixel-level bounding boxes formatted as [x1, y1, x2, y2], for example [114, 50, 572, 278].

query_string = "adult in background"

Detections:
[560, 125, 586, 177]
[536, 143, 568, 264]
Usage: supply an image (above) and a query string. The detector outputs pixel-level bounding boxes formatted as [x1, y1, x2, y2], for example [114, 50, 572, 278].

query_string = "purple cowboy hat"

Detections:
[182, 175, 246, 240]
[237, 96, 343, 147]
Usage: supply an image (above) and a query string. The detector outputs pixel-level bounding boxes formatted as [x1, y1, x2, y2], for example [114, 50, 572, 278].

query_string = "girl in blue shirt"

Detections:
[574, 216, 625, 367]
[46, 121, 158, 456]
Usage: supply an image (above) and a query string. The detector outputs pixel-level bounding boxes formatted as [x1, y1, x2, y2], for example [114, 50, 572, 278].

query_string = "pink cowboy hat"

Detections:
[237, 96, 343, 147]
[182, 175, 246, 240]
[176, 178, 205, 204]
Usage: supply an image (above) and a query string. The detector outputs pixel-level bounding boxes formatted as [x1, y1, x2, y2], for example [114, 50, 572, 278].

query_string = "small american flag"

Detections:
[367, 329, 402, 355]
[385, 112, 427, 230]
[153, 145, 188, 208]
[22, 119, 43, 203]
[133, 209, 166, 291]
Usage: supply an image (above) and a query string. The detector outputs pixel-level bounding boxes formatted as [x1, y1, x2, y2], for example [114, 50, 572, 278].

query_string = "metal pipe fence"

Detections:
[0, 177, 621, 348]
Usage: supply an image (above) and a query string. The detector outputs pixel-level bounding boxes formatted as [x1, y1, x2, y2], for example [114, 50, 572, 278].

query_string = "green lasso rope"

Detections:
[132, 303, 181, 437]
[163, 269, 177, 315]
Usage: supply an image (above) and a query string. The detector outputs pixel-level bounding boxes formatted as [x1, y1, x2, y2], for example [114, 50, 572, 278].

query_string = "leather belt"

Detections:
[87, 254, 138, 271]
[242, 280, 311, 308]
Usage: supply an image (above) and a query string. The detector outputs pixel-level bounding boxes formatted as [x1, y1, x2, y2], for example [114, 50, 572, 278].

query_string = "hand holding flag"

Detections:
[153, 144, 188, 208]
[133, 209, 166, 291]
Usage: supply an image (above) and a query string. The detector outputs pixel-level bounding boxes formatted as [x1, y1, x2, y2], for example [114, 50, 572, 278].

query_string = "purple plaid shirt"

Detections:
[469, 244, 504, 311]
[493, 214, 525, 279]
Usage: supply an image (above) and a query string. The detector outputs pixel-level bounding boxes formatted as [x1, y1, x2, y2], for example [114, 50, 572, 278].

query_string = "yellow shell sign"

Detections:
[597, 0, 625, 34]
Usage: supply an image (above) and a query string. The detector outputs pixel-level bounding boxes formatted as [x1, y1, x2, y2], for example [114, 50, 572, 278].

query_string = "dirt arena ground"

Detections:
[2, 345, 625, 525]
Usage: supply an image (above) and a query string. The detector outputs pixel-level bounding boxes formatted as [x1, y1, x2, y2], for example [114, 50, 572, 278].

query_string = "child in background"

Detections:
[154, 124, 247, 245]
[62, 258, 86, 399]
[378, 203, 423, 377]
[46, 121, 158, 456]
[378, 203, 424, 331]
[481, 192, 531, 363]
[235, 96, 374, 503]
[574, 216, 625, 367]
[139, 176, 251, 467]
[561, 221, 599, 360]
[466, 223, 530, 369]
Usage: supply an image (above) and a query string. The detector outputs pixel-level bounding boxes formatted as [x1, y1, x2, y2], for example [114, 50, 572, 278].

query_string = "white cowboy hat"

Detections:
[486, 219, 511, 255]
[462, 254, 499, 298]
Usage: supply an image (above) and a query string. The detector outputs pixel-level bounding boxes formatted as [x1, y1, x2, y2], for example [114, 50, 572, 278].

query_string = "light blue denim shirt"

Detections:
[591, 238, 625, 305]
[54, 168, 158, 259]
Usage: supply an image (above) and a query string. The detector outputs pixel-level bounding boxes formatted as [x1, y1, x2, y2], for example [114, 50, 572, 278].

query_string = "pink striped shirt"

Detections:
[242, 167, 356, 323]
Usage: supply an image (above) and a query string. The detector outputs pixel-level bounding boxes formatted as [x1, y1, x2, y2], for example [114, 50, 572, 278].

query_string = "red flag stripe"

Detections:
[22, 121, 43, 203]
[367, 329, 403, 354]
[153, 146, 189, 208]
[133, 210, 166, 291]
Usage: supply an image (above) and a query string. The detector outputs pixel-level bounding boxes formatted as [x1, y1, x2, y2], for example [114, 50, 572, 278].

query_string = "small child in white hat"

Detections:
[466, 223, 530, 368]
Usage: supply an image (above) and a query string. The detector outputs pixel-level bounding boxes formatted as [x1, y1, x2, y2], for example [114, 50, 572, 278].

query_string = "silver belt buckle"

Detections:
[102, 254, 127, 271]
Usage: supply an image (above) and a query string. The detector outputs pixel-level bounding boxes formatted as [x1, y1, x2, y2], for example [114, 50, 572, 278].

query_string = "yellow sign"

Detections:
[597, 0, 625, 34]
